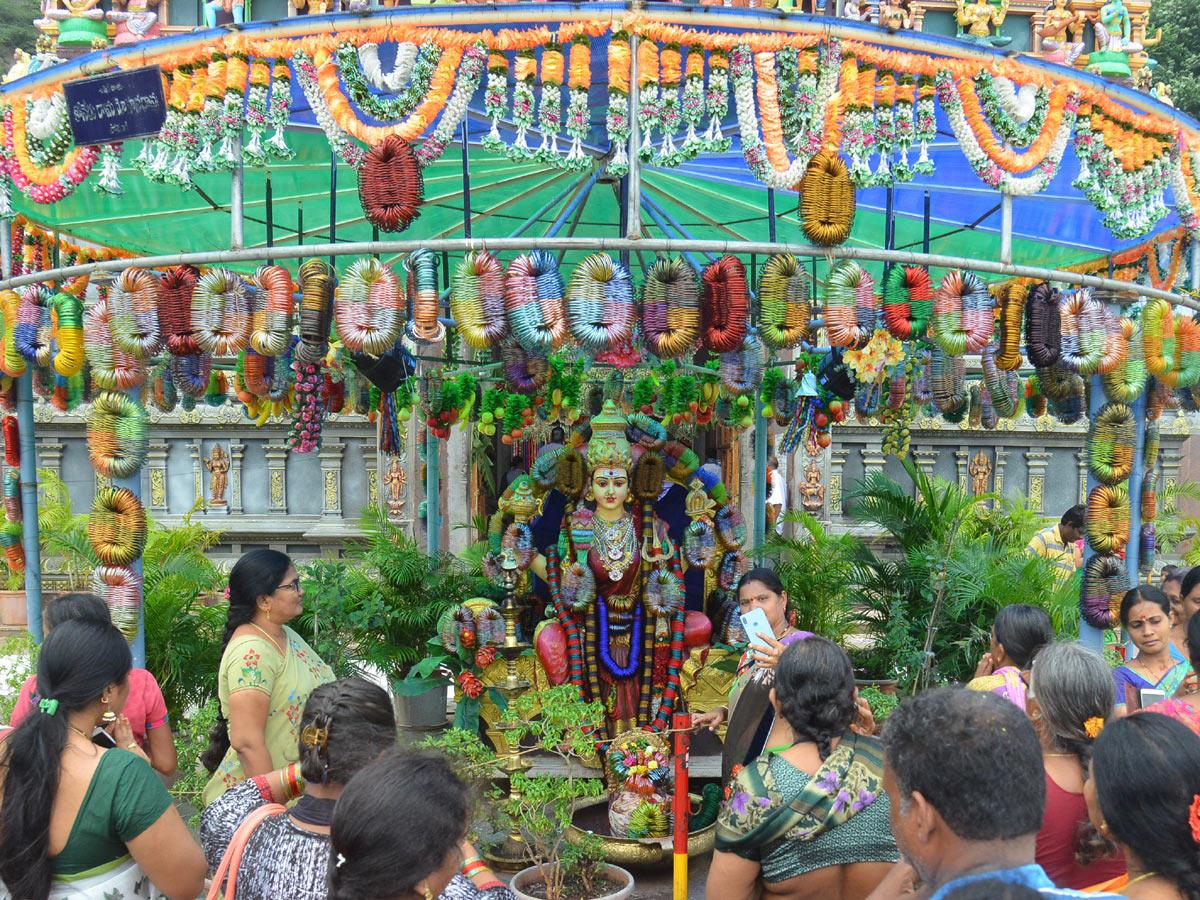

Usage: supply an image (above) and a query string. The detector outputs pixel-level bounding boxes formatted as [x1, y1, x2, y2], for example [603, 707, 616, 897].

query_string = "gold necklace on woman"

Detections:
[1121, 872, 1158, 895]
[250, 621, 286, 656]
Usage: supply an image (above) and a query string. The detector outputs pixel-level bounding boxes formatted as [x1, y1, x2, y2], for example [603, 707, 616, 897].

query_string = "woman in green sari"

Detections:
[709, 637, 898, 900]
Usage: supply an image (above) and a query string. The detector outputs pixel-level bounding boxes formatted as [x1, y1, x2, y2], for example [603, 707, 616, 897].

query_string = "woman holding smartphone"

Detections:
[691, 568, 819, 784]
[1112, 585, 1192, 716]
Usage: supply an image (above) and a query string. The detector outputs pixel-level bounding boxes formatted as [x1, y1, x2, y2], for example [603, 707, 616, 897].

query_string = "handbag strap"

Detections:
[206, 802, 287, 900]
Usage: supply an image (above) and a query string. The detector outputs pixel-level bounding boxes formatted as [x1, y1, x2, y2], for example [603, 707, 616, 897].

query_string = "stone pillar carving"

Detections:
[994, 449, 1010, 499]
[912, 3, 927, 31]
[319, 442, 346, 520]
[446, 426, 471, 556]
[912, 445, 939, 481]
[828, 448, 849, 520]
[1075, 450, 1089, 505]
[36, 441, 64, 504]
[362, 444, 380, 514]
[954, 447, 970, 492]
[189, 440, 203, 511]
[264, 445, 290, 513]
[146, 443, 170, 513]
[861, 445, 887, 479]
[228, 440, 245, 515]
[1031, 9, 1046, 52]
[1025, 451, 1052, 514]
[1161, 443, 1184, 513]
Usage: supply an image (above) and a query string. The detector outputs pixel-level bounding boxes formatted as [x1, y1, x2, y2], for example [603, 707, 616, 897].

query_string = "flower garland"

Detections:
[657, 42, 683, 165]
[537, 42, 565, 164]
[637, 38, 660, 163]
[974, 72, 1050, 149]
[482, 50, 508, 153]
[416, 41, 485, 167]
[23, 95, 70, 169]
[293, 52, 365, 168]
[937, 70, 1078, 197]
[2, 105, 97, 205]
[607, 32, 632, 177]
[678, 44, 706, 161]
[219, 54, 248, 170]
[870, 70, 897, 187]
[892, 74, 916, 182]
[914, 75, 936, 176]
[265, 58, 295, 161]
[564, 36, 592, 168]
[335, 40, 440, 123]
[703, 48, 731, 154]
[195, 52, 226, 172]
[841, 60, 875, 185]
[360, 42, 419, 91]
[243, 57, 271, 167]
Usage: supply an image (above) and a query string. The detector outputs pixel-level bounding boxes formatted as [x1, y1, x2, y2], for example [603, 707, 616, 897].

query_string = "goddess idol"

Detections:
[488, 401, 743, 736]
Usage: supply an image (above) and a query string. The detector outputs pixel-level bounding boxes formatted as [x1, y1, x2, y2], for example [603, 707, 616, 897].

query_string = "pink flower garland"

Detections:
[2, 107, 98, 205]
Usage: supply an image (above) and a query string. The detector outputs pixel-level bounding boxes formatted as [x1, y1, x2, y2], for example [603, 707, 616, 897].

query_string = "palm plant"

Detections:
[37, 470, 96, 588]
[761, 511, 867, 645]
[848, 457, 1067, 692]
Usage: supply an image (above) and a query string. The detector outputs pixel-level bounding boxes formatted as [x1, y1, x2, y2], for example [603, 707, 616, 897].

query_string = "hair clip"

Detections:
[301, 724, 329, 751]
[336, 853, 347, 869]
[38, 697, 58, 716]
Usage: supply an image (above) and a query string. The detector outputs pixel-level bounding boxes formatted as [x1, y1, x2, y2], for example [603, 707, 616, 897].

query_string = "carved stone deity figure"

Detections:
[799, 460, 827, 512]
[879, 0, 920, 32]
[842, 0, 873, 21]
[108, 0, 162, 45]
[205, 444, 230, 508]
[956, 0, 1012, 45]
[1091, 0, 1144, 53]
[382, 456, 408, 518]
[1038, 0, 1086, 63]
[204, 0, 245, 27]
[970, 450, 992, 496]
[3, 51, 31, 85]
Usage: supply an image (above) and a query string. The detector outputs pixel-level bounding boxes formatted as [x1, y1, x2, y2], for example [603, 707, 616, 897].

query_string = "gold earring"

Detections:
[422, 883, 433, 900]
[101, 696, 116, 724]
[266, 607, 271, 623]
[585, 489, 595, 502]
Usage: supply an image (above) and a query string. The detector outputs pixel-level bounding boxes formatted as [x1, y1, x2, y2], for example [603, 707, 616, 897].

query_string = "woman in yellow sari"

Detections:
[201, 549, 333, 806]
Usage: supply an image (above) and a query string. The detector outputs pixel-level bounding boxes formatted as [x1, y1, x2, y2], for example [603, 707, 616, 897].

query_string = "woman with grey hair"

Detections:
[1027, 642, 1125, 889]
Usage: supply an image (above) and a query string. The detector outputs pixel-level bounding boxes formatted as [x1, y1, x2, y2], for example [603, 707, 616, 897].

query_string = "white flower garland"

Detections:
[415, 42, 485, 168]
[1173, 144, 1200, 235]
[294, 52, 364, 168]
[937, 70, 1078, 198]
[358, 42, 418, 93]
[26, 94, 65, 142]
[95, 143, 123, 196]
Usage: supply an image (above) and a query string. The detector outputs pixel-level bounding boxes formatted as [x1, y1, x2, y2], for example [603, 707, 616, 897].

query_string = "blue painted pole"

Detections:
[754, 392, 769, 560]
[544, 168, 602, 238]
[117, 384, 146, 667]
[1125, 389, 1147, 585]
[16, 371, 42, 643]
[1080, 373, 1106, 656]
[641, 201, 707, 274]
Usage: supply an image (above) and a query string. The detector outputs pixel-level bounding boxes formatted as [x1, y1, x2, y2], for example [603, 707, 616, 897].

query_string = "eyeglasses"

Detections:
[276, 578, 301, 594]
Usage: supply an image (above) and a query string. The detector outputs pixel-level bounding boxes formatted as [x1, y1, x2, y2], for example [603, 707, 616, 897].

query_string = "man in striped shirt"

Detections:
[1026, 504, 1085, 581]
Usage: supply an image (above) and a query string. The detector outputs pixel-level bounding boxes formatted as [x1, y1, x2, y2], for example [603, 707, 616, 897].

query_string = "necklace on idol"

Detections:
[597, 597, 643, 679]
[593, 515, 636, 581]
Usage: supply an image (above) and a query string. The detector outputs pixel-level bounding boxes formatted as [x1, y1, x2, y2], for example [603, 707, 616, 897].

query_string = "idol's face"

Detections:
[592, 468, 629, 519]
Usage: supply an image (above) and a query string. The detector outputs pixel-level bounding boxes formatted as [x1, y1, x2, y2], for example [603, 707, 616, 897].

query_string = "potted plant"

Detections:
[858, 684, 899, 733]
[0, 570, 28, 627]
[848, 645, 900, 695]
[426, 685, 633, 900]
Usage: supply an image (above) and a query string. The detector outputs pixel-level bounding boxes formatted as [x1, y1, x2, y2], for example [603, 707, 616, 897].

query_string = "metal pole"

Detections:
[1000, 193, 1013, 265]
[625, 32, 642, 239]
[461, 120, 472, 239]
[767, 189, 777, 244]
[1079, 373, 1106, 656]
[923, 190, 931, 255]
[884, 186, 896, 252]
[16, 371, 42, 643]
[426, 429, 440, 556]
[619, 176, 630, 269]
[1125, 389, 1147, 584]
[231, 133, 245, 251]
[265, 176, 274, 266]
[329, 152, 338, 268]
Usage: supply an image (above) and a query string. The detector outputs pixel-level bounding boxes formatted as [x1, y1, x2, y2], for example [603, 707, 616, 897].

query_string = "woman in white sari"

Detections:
[0, 619, 206, 900]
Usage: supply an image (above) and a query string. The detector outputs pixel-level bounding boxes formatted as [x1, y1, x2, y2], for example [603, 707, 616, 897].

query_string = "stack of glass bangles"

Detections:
[567, 253, 635, 353]
[504, 250, 568, 354]
[85, 299, 147, 390]
[824, 260, 874, 349]
[994, 282, 1025, 371]
[932, 269, 992, 355]
[87, 487, 147, 566]
[1024, 283, 1061, 368]
[642, 256, 701, 359]
[1086, 484, 1130, 555]
[108, 267, 163, 359]
[1088, 401, 1136, 485]
[451, 251, 508, 351]
[757, 254, 811, 350]
[336, 258, 401, 357]
[86, 390, 149, 479]
[700, 255, 749, 353]
[1081, 554, 1128, 630]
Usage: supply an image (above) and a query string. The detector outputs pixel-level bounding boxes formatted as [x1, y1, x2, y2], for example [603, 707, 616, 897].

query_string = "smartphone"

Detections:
[1140, 688, 1167, 707]
[739, 607, 774, 651]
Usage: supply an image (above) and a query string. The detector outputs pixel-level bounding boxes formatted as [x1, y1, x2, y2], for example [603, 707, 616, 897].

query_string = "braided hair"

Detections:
[773, 636, 857, 761]
[1092, 712, 1200, 900]
[297, 678, 396, 786]
[200, 548, 292, 773]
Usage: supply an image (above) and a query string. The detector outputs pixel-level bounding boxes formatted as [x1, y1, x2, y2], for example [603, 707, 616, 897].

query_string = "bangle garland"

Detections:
[700, 256, 750, 353]
[797, 150, 855, 246]
[567, 253, 635, 353]
[1143, 421, 1159, 469]
[451, 251, 507, 351]
[0, 291, 25, 377]
[357, 135, 423, 233]
[0, 522, 24, 572]
[980, 346, 1018, 418]
[1081, 554, 1127, 630]
[1086, 485, 1130, 554]
[85, 299, 147, 390]
[86, 391, 149, 479]
[881, 264, 932, 341]
[504, 250, 568, 354]
[1096, 308, 1128, 376]
[1088, 401, 1136, 485]
[930, 346, 967, 413]
[932, 270, 993, 355]
[1057, 290, 1110, 375]
[406, 248, 443, 343]
[1158, 313, 1200, 388]
[3, 416, 17, 467]
[250, 265, 296, 357]
[1143, 298, 1177, 378]
[337, 258, 401, 357]
[824, 260, 875, 349]
[994, 283, 1026, 371]
[1140, 523, 1156, 575]
[757, 254, 811, 350]
[192, 268, 251, 357]
[108, 267, 163, 359]
[159, 265, 201, 356]
[642, 256, 700, 359]
[1142, 469, 1158, 523]
[50, 291, 84, 377]
[297, 259, 336, 364]
[1101, 318, 1146, 402]
[14, 285, 49, 364]
[1024, 283, 1061, 367]
[501, 340, 549, 395]
[170, 353, 213, 399]
[3, 470, 19, 523]
[87, 487, 147, 566]
[91, 564, 142, 642]
[719, 331, 764, 396]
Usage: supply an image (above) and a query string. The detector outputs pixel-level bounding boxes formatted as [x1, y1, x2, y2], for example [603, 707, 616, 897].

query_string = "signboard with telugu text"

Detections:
[63, 65, 166, 146]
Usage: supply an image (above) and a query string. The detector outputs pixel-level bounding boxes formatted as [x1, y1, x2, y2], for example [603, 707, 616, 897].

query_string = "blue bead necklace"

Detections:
[598, 597, 643, 679]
